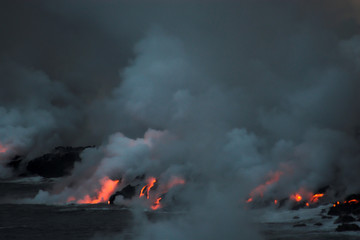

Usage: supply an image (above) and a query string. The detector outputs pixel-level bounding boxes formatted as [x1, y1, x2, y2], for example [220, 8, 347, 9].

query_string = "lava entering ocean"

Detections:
[140, 177, 157, 199]
[245, 170, 328, 208]
[138, 176, 186, 210]
[67, 177, 119, 204]
[246, 171, 283, 203]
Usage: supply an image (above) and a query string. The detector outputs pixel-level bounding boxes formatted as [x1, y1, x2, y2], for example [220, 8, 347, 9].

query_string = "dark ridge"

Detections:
[328, 193, 360, 216]
[6, 155, 24, 170]
[334, 215, 356, 224]
[336, 224, 360, 232]
[26, 146, 95, 178]
[109, 184, 137, 204]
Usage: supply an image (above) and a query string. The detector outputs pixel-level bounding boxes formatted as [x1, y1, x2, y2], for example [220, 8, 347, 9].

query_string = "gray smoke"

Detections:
[2, 0, 360, 239]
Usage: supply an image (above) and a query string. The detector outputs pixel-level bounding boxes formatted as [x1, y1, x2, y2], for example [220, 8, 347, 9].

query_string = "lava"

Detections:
[139, 176, 185, 210]
[151, 197, 162, 210]
[139, 177, 157, 199]
[290, 193, 302, 202]
[70, 177, 119, 204]
[310, 193, 324, 203]
[247, 171, 283, 201]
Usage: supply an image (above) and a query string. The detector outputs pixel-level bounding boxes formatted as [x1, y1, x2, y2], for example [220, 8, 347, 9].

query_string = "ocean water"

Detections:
[1, 178, 360, 240]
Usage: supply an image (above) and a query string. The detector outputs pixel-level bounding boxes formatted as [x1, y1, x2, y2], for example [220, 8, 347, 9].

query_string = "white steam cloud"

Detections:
[2, 1, 360, 239]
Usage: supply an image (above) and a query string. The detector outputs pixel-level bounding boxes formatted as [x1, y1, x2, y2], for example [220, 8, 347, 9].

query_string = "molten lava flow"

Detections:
[74, 177, 119, 204]
[290, 193, 302, 202]
[139, 176, 185, 211]
[310, 193, 324, 203]
[247, 171, 283, 202]
[151, 197, 162, 210]
[139, 177, 157, 199]
[347, 199, 359, 204]
[0, 144, 8, 153]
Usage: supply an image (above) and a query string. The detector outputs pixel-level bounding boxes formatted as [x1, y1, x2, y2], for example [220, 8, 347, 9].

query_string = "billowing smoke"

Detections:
[2, 0, 360, 239]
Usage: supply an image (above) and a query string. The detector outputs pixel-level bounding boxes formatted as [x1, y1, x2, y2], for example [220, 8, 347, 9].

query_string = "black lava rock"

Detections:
[293, 223, 306, 227]
[314, 222, 323, 226]
[26, 146, 93, 178]
[334, 215, 356, 224]
[6, 155, 24, 170]
[109, 184, 137, 204]
[335, 224, 360, 232]
[328, 195, 360, 216]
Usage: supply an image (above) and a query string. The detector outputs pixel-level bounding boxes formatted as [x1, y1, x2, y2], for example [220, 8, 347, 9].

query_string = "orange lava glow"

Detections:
[151, 197, 162, 210]
[310, 193, 324, 203]
[346, 199, 359, 204]
[290, 193, 302, 202]
[0, 144, 8, 153]
[274, 200, 278, 205]
[306, 202, 310, 207]
[139, 176, 185, 211]
[247, 171, 283, 201]
[139, 177, 157, 199]
[71, 177, 119, 204]
[332, 199, 360, 207]
[246, 198, 253, 203]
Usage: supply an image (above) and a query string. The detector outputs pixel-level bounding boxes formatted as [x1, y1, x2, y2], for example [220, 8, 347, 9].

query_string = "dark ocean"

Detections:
[1, 179, 360, 240]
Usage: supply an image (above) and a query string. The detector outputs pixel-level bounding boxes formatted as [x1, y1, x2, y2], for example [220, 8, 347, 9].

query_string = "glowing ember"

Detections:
[274, 200, 278, 205]
[310, 193, 324, 203]
[290, 193, 302, 202]
[139, 177, 157, 199]
[71, 177, 119, 204]
[306, 202, 309, 207]
[151, 197, 162, 210]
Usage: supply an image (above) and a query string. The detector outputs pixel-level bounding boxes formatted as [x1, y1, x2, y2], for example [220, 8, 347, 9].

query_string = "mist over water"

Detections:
[1, 1, 360, 239]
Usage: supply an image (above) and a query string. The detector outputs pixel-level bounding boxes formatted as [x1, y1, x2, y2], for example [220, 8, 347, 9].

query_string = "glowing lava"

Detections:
[290, 193, 302, 202]
[247, 171, 283, 201]
[72, 177, 119, 204]
[139, 177, 157, 199]
[139, 176, 185, 211]
[310, 193, 324, 203]
[151, 197, 162, 210]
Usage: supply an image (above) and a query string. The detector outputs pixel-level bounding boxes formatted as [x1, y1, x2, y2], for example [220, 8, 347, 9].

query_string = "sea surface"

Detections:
[1, 178, 360, 240]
